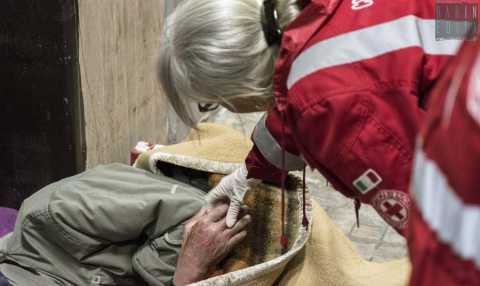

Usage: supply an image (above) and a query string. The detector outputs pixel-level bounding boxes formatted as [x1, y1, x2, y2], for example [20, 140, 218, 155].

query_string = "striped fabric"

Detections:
[412, 150, 480, 269]
[408, 37, 480, 285]
[207, 174, 301, 274]
[252, 114, 305, 171]
[287, 15, 461, 90]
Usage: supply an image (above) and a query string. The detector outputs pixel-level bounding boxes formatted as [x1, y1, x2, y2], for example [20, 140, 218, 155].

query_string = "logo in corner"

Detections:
[372, 190, 410, 230]
[352, 0, 374, 10]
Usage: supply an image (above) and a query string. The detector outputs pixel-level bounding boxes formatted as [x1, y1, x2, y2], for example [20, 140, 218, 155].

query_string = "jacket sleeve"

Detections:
[292, 89, 421, 234]
[245, 109, 306, 185]
[47, 165, 203, 254]
[16, 164, 204, 285]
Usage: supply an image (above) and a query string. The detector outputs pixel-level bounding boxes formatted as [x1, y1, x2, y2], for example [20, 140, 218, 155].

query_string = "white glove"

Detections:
[205, 165, 260, 228]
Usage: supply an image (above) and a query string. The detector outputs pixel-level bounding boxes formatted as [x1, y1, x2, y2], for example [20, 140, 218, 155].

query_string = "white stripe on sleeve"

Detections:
[412, 149, 480, 269]
[287, 15, 462, 89]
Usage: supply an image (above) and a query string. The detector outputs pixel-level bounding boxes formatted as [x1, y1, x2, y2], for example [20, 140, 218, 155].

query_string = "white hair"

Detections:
[158, 0, 302, 127]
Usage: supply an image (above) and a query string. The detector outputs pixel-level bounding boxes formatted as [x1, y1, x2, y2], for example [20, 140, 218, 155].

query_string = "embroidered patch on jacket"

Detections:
[353, 169, 382, 194]
[351, 0, 374, 10]
[372, 190, 410, 230]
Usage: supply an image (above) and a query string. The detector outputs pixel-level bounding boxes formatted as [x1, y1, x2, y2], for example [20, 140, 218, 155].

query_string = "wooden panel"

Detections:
[78, 0, 168, 167]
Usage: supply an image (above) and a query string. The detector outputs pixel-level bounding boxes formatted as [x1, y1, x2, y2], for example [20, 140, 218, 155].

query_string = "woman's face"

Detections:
[219, 96, 272, 113]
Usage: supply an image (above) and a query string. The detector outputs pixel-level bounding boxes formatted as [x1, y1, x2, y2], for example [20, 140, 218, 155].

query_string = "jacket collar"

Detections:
[283, 0, 342, 49]
[273, 0, 342, 110]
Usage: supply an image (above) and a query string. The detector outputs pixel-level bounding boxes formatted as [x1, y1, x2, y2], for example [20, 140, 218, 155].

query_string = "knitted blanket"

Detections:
[206, 174, 301, 275]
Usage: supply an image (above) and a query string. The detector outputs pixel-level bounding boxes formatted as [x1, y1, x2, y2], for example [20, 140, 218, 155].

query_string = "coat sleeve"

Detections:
[15, 164, 204, 285]
[408, 37, 480, 286]
[293, 89, 422, 234]
[46, 164, 204, 255]
[245, 109, 306, 185]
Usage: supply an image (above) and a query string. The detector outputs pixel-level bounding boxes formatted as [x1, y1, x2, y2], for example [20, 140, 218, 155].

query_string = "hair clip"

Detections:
[262, 0, 282, 46]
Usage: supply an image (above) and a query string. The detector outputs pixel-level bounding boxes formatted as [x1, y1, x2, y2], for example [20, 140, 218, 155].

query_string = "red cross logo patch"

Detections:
[372, 190, 410, 229]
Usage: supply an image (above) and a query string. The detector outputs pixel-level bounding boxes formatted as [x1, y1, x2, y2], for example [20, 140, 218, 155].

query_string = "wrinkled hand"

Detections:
[173, 204, 251, 286]
[205, 165, 259, 227]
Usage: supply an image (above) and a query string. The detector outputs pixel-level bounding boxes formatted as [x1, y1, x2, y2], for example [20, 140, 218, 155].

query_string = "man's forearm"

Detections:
[173, 257, 207, 286]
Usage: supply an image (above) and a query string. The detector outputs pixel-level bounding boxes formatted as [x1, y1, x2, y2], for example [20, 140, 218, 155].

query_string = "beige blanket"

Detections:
[133, 123, 411, 286]
[278, 200, 411, 286]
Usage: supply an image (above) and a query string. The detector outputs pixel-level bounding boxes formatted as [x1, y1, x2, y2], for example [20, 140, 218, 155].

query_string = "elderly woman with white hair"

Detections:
[159, 0, 462, 238]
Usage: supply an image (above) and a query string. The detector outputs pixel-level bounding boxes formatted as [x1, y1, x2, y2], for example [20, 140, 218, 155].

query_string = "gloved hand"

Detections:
[205, 165, 260, 228]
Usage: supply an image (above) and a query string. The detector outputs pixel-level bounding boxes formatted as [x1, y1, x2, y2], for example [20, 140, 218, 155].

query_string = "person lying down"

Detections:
[0, 161, 300, 286]
[1, 123, 413, 286]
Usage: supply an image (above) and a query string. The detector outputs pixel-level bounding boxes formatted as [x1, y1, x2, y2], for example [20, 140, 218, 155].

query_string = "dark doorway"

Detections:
[0, 0, 85, 209]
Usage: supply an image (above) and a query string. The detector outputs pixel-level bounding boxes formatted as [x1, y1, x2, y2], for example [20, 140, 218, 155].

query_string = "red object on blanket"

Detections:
[130, 141, 163, 166]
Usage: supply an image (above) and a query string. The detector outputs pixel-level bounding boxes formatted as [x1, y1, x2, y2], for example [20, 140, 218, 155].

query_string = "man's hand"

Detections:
[173, 204, 251, 286]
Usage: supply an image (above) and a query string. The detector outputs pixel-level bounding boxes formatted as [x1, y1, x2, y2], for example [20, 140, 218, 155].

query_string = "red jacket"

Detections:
[408, 38, 480, 285]
[245, 0, 461, 233]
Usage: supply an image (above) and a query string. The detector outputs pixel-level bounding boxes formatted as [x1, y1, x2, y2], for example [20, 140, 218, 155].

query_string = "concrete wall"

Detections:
[78, 0, 169, 168]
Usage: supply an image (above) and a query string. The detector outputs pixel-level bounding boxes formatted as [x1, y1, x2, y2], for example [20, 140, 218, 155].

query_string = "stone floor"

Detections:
[208, 109, 407, 262]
